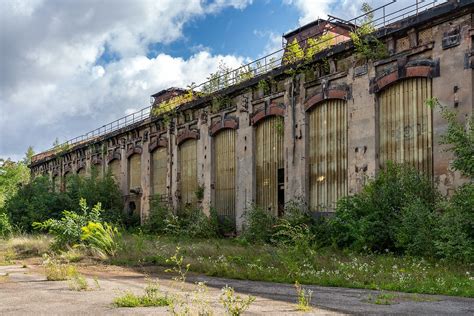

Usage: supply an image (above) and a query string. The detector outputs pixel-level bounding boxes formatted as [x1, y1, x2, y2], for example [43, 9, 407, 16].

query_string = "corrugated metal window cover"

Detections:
[379, 78, 433, 177]
[213, 129, 236, 223]
[255, 116, 284, 215]
[179, 139, 198, 208]
[108, 159, 121, 183]
[308, 99, 348, 211]
[151, 147, 167, 199]
[128, 154, 141, 190]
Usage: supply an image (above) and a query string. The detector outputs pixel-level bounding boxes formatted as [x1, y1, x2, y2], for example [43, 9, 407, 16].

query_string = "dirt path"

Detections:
[0, 263, 473, 315]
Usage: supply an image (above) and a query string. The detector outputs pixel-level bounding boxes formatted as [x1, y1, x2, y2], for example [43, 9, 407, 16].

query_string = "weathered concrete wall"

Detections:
[30, 3, 473, 231]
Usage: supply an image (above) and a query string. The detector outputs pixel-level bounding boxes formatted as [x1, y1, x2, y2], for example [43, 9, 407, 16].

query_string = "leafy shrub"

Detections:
[143, 196, 171, 234]
[437, 104, 474, 178]
[435, 184, 474, 262]
[3, 172, 126, 231]
[395, 198, 438, 257]
[3, 176, 73, 231]
[0, 213, 13, 239]
[64, 173, 126, 224]
[241, 204, 276, 243]
[33, 198, 102, 249]
[81, 221, 120, 259]
[272, 199, 314, 250]
[330, 163, 439, 253]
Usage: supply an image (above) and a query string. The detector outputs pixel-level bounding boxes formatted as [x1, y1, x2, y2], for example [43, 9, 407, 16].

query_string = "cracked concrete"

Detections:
[1, 264, 473, 315]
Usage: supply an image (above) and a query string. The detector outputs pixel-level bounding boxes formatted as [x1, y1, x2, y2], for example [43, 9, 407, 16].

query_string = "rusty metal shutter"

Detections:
[128, 154, 141, 190]
[151, 147, 167, 199]
[213, 129, 236, 222]
[108, 159, 121, 183]
[255, 116, 284, 215]
[179, 139, 197, 208]
[308, 99, 348, 211]
[379, 78, 433, 177]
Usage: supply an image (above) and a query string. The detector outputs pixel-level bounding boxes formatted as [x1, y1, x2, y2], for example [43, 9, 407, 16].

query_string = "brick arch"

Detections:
[107, 151, 121, 163]
[304, 89, 349, 112]
[126, 146, 142, 158]
[209, 117, 239, 136]
[149, 138, 168, 153]
[177, 129, 199, 146]
[251, 102, 285, 126]
[371, 60, 439, 93]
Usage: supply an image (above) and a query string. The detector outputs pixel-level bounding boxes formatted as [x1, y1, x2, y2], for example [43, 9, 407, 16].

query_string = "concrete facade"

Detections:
[30, 1, 474, 230]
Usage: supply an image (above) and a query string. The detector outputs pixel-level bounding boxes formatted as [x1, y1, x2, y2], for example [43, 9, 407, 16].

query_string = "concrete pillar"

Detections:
[235, 91, 254, 231]
[347, 59, 377, 195]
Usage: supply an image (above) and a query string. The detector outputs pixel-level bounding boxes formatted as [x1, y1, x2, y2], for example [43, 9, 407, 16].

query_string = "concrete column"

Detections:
[199, 112, 212, 215]
[140, 127, 152, 222]
[170, 121, 179, 211]
[235, 91, 254, 231]
[347, 60, 377, 195]
[285, 74, 306, 201]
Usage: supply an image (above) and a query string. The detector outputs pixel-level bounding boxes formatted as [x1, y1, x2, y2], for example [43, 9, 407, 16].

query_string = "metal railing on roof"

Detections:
[39, 0, 439, 156]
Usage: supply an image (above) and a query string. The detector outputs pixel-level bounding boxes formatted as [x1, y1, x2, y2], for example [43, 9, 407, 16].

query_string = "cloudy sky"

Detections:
[0, 0, 424, 161]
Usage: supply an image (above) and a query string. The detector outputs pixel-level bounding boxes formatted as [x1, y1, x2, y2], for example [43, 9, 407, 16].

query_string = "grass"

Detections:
[2, 233, 473, 298]
[0, 235, 51, 265]
[365, 292, 440, 305]
[43, 255, 78, 281]
[112, 234, 474, 298]
[114, 280, 171, 307]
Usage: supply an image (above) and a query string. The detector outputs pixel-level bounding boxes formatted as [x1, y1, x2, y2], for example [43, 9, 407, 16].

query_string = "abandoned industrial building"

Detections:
[29, 0, 474, 231]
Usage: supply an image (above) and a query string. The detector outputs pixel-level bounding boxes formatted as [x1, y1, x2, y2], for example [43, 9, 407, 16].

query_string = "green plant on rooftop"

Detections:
[349, 3, 388, 61]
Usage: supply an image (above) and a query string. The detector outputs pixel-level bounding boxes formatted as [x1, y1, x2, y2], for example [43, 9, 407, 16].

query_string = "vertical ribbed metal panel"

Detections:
[128, 154, 141, 190]
[108, 159, 121, 183]
[213, 129, 236, 222]
[179, 139, 198, 208]
[151, 147, 167, 199]
[255, 116, 284, 215]
[308, 99, 347, 211]
[379, 78, 432, 177]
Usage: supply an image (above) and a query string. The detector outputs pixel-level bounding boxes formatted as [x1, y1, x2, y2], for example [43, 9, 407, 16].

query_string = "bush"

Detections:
[33, 198, 102, 249]
[3, 172, 126, 232]
[3, 176, 73, 231]
[435, 184, 474, 262]
[396, 198, 438, 257]
[0, 213, 13, 239]
[241, 204, 276, 243]
[81, 221, 120, 259]
[330, 163, 439, 253]
[143, 196, 171, 234]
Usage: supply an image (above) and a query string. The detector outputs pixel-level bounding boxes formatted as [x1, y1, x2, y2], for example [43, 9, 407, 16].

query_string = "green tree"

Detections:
[0, 158, 30, 209]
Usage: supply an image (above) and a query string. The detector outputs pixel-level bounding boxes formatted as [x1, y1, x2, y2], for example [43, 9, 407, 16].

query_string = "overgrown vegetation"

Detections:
[349, 3, 388, 61]
[114, 280, 171, 308]
[2, 171, 127, 231]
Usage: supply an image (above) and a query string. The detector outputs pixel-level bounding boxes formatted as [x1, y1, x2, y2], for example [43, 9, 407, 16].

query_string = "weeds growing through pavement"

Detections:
[165, 246, 190, 283]
[68, 273, 89, 291]
[114, 279, 171, 307]
[219, 285, 255, 316]
[42, 254, 78, 281]
[294, 281, 312, 311]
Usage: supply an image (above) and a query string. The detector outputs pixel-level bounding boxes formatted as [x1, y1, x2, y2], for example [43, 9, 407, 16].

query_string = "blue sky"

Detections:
[0, 0, 426, 161]
[145, 1, 301, 60]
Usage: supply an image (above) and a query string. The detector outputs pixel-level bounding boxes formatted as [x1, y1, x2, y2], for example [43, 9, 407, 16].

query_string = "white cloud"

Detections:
[0, 0, 252, 160]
